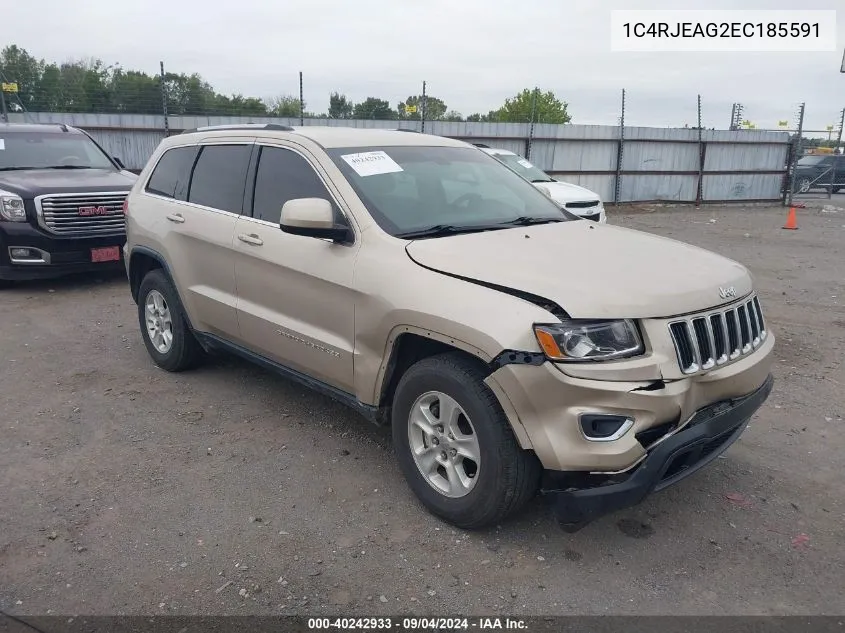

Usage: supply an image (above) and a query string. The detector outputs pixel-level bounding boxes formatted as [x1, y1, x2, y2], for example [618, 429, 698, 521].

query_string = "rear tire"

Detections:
[137, 269, 203, 372]
[392, 352, 541, 529]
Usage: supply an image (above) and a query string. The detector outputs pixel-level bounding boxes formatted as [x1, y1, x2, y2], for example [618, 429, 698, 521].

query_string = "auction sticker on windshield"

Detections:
[341, 151, 404, 177]
[0, 139, 5, 151]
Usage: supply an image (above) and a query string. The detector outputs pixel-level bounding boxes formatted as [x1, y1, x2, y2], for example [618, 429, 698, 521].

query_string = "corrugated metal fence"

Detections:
[8, 112, 791, 203]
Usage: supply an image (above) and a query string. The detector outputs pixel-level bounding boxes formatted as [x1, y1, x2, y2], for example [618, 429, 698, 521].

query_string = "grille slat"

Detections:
[669, 296, 767, 375]
[37, 192, 127, 236]
[710, 314, 727, 363]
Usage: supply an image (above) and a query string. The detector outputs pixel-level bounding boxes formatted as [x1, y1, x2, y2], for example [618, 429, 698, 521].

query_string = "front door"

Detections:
[233, 144, 358, 394]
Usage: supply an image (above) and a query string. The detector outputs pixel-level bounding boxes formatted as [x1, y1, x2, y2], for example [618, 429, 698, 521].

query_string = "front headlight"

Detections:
[534, 319, 643, 362]
[0, 194, 27, 222]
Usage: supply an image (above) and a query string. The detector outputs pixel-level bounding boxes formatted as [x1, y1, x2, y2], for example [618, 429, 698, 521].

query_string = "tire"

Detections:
[795, 177, 812, 194]
[137, 269, 203, 372]
[392, 352, 541, 529]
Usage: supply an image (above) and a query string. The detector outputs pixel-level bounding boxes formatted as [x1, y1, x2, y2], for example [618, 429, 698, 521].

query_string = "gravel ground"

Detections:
[1, 203, 843, 617]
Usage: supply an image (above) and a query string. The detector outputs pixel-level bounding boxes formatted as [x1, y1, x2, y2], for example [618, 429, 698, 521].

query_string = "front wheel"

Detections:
[795, 177, 812, 194]
[392, 353, 540, 529]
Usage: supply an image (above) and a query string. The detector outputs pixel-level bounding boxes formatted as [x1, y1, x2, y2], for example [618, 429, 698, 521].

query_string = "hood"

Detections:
[0, 168, 137, 198]
[405, 222, 752, 319]
[534, 180, 601, 204]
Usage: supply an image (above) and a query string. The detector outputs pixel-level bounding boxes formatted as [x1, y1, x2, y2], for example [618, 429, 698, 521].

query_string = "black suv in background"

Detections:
[0, 123, 137, 285]
[791, 154, 845, 193]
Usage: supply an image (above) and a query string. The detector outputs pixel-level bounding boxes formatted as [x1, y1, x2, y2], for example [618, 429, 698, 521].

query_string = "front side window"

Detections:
[251, 146, 337, 224]
[187, 144, 252, 214]
[328, 145, 573, 237]
[0, 131, 115, 170]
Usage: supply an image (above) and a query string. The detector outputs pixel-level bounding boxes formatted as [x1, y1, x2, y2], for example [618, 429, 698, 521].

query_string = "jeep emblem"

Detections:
[719, 286, 737, 299]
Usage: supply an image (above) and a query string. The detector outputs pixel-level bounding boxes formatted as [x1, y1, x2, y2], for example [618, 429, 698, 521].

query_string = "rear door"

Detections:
[233, 143, 359, 393]
[155, 139, 254, 340]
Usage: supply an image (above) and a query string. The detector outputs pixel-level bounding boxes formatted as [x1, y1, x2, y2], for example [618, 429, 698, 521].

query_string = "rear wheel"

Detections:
[137, 269, 203, 372]
[392, 353, 541, 529]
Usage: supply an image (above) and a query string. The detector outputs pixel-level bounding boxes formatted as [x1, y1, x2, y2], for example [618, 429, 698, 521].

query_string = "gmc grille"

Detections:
[36, 192, 127, 236]
[669, 295, 767, 374]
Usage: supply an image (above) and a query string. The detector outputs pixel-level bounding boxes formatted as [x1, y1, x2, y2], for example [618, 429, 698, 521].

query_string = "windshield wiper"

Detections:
[530, 178, 554, 183]
[395, 224, 504, 239]
[0, 165, 95, 171]
[498, 216, 567, 226]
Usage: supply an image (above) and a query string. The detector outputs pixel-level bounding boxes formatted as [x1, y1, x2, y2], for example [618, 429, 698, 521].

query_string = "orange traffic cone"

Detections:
[782, 207, 798, 230]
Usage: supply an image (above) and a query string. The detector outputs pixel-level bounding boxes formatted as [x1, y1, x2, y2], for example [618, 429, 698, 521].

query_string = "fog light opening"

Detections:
[579, 414, 634, 442]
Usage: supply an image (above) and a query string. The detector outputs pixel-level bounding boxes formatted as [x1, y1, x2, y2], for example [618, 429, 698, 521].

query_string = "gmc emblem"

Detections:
[78, 206, 110, 216]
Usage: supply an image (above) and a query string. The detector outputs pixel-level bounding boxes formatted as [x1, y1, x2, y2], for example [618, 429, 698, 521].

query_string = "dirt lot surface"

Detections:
[1, 203, 843, 617]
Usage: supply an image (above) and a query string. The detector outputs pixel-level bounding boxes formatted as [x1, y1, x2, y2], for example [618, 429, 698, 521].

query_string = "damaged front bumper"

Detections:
[544, 374, 774, 531]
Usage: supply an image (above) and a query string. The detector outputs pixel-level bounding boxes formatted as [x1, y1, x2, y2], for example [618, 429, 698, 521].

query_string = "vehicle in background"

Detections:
[125, 125, 773, 531]
[0, 123, 136, 285]
[475, 145, 607, 222]
[791, 154, 845, 193]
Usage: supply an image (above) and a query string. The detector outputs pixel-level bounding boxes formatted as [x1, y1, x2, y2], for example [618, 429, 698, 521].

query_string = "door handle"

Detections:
[166, 213, 185, 224]
[237, 233, 264, 246]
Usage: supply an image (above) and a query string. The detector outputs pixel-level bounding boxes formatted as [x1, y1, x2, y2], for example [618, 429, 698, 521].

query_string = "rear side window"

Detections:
[187, 144, 252, 214]
[252, 146, 336, 224]
[145, 146, 198, 200]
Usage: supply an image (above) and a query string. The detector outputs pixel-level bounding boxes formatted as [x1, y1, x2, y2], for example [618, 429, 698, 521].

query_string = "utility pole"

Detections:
[420, 81, 427, 133]
[527, 87, 538, 160]
[786, 102, 805, 207]
[299, 71, 304, 126]
[613, 88, 626, 204]
[160, 61, 169, 137]
[696, 94, 704, 207]
[828, 107, 844, 199]
[0, 89, 8, 123]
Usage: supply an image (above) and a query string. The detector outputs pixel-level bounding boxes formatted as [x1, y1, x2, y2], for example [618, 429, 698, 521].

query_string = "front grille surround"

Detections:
[668, 295, 767, 374]
[35, 191, 127, 237]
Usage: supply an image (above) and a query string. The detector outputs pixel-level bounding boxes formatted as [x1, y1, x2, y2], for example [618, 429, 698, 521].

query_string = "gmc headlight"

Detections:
[0, 194, 26, 222]
[534, 319, 643, 361]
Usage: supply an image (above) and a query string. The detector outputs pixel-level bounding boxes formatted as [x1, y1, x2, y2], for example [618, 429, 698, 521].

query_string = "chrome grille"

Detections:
[669, 295, 767, 374]
[36, 192, 127, 236]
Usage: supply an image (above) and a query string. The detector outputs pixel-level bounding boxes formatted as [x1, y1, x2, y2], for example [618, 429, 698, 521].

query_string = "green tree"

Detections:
[466, 110, 499, 122]
[353, 97, 396, 120]
[495, 88, 571, 124]
[397, 95, 447, 120]
[268, 94, 302, 117]
[328, 92, 353, 119]
[0, 45, 44, 110]
[443, 110, 464, 122]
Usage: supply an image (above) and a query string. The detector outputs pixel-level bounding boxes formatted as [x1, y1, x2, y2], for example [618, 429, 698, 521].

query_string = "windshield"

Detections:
[491, 152, 553, 182]
[0, 131, 115, 170]
[797, 156, 827, 166]
[328, 146, 573, 237]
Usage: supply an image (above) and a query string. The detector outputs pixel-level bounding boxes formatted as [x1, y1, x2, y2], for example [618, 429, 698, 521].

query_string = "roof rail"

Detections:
[471, 143, 490, 148]
[181, 123, 295, 134]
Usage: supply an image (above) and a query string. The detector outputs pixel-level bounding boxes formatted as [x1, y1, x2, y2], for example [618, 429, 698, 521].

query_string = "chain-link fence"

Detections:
[1, 56, 842, 206]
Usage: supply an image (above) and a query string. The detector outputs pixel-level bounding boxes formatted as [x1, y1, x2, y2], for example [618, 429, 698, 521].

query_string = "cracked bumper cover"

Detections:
[545, 373, 774, 530]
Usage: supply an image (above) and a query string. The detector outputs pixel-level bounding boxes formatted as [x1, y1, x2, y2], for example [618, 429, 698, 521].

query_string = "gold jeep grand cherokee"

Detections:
[124, 124, 774, 530]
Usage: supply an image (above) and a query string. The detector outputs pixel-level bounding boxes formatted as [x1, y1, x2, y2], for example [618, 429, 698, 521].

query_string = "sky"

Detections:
[5, 0, 844, 134]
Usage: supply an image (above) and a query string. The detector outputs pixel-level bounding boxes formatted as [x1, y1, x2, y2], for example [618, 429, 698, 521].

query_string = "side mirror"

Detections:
[113, 156, 125, 169]
[280, 198, 350, 242]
